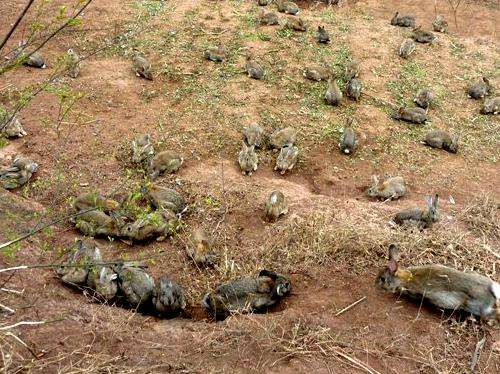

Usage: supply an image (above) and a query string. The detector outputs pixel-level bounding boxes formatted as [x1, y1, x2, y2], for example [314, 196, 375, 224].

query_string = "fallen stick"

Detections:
[470, 336, 486, 372]
[334, 348, 382, 374]
[0, 318, 62, 331]
[335, 296, 367, 317]
[0, 302, 14, 314]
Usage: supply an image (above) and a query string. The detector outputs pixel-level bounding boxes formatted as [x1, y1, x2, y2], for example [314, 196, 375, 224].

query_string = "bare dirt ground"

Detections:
[0, 0, 499, 372]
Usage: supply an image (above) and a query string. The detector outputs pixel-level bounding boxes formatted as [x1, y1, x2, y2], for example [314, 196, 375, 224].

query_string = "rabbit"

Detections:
[152, 276, 186, 315]
[202, 269, 292, 319]
[57, 239, 102, 286]
[391, 107, 427, 124]
[258, 0, 271, 5]
[414, 89, 434, 109]
[149, 150, 183, 179]
[284, 17, 306, 32]
[317, 26, 330, 44]
[15, 41, 46, 68]
[412, 27, 436, 44]
[376, 244, 500, 321]
[141, 184, 187, 216]
[393, 194, 439, 229]
[115, 262, 155, 307]
[275, 144, 298, 174]
[245, 55, 265, 79]
[265, 190, 288, 222]
[269, 127, 296, 149]
[481, 97, 499, 115]
[86, 266, 119, 301]
[203, 46, 226, 62]
[390, 12, 416, 27]
[0, 113, 27, 138]
[366, 175, 406, 200]
[186, 228, 218, 266]
[73, 192, 120, 213]
[121, 212, 178, 242]
[338, 120, 358, 154]
[346, 78, 362, 101]
[0, 155, 38, 190]
[303, 65, 332, 81]
[66, 48, 81, 78]
[74, 210, 123, 238]
[276, 0, 299, 15]
[344, 59, 360, 80]
[325, 78, 342, 106]
[131, 133, 155, 164]
[258, 9, 279, 25]
[243, 122, 265, 148]
[398, 38, 416, 59]
[432, 15, 448, 33]
[132, 52, 153, 80]
[238, 142, 258, 175]
[423, 130, 458, 153]
[468, 77, 491, 100]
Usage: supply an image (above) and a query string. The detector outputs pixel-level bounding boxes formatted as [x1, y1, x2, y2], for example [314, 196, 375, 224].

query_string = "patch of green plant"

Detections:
[0, 137, 8, 148]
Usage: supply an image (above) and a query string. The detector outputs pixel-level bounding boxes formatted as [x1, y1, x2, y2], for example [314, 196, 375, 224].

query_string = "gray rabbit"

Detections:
[243, 122, 265, 148]
[74, 210, 123, 238]
[423, 130, 458, 153]
[303, 65, 332, 81]
[15, 41, 46, 68]
[468, 77, 491, 100]
[66, 48, 81, 78]
[141, 184, 187, 216]
[204, 46, 226, 62]
[394, 194, 439, 229]
[338, 120, 358, 154]
[414, 89, 434, 109]
[317, 26, 330, 44]
[481, 97, 499, 115]
[346, 78, 362, 101]
[0, 155, 38, 190]
[265, 190, 288, 222]
[392, 107, 427, 124]
[121, 212, 178, 242]
[258, 9, 279, 25]
[376, 244, 500, 322]
[344, 59, 360, 80]
[432, 15, 448, 33]
[245, 55, 265, 79]
[86, 266, 119, 301]
[132, 52, 153, 80]
[275, 144, 299, 174]
[115, 262, 155, 307]
[238, 142, 258, 175]
[276, 0, 299, 15]
[152, 276, 186, 315]
[398, 38, 416, 59]
[57, 239, 102, 286]
[366, 175, 406, 200]
[390, 12, 415, 27]
[0, 113, 27, 138]
[202, 269, 292, 319]
[412, 27, 436, 44]
[132, 134, 155, 164]
[325, 78, 342, 106]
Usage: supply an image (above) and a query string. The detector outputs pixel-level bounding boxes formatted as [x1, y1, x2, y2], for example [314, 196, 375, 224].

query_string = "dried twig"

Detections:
[0, 303, 15, 314]
[335, 296, 367, 316]
[333, 348, 382, 374]
[0, 0, 36, 53]
[470, 336, 486, 372]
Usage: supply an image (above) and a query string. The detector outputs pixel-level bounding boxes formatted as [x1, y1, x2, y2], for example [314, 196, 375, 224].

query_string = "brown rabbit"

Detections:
[366, 175, 406, 200]
[186, 228, 218, 266]
[412, 26, 436, 44]
[481, 97, 499, 115]
[141, 184, 187, 216]
[202, 269, 292, 319]
[398, 38, 416, 59]
[0, 113, 27, 138]
[115, 262, 155, 307]
[391, 107, 427, 124]
[149, 150, 183, 179]
[132, 52, 153, 80]
[390, 12, 416, 27]
[317, 26, 330, 44]
[344, 59, 360, 80]
[152, 276, 186, 316]
[245, 55, 265, 79]
[346, 78, 362, 101]
[275, 144, 299, 174]
[303, 65, 332, 81]
[325, 78, 342, 106]
[204, 46, 226, 62]
[121, 212, 179, 242]
[57, 239, 102, 286]
[276, 0, 299, 15]
[269, 127, 297, 149]
[74, 210, 123, 238]
[238, 142, 258, 175]
[414, 89, 434, 109]
[73, 192, 120, 213]
[284, 17, 306, 32]
[258, 9, 279, 25]
[265, 190, 288, 221]
[432, 15, 448, 33]
[468, 77, 491, 100]
[394, 194, 439, 229]
[338, 120, 358, 154]
[376, 244, 500, 321]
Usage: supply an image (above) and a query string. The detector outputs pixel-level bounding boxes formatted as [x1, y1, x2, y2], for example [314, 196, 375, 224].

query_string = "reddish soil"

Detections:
[1, 0, 499, 373]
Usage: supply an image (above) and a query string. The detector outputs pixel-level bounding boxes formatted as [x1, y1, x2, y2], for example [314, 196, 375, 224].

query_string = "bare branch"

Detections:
[0, 0, 36, 53]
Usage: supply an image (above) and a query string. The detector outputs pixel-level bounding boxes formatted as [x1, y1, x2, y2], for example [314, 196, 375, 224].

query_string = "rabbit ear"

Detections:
[372, 175, 379, 184]
[388, 244, 400, 261]
[99, 267, 107, 281]
[259, 269, 278, 279]
[388, 260, 398, 274]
